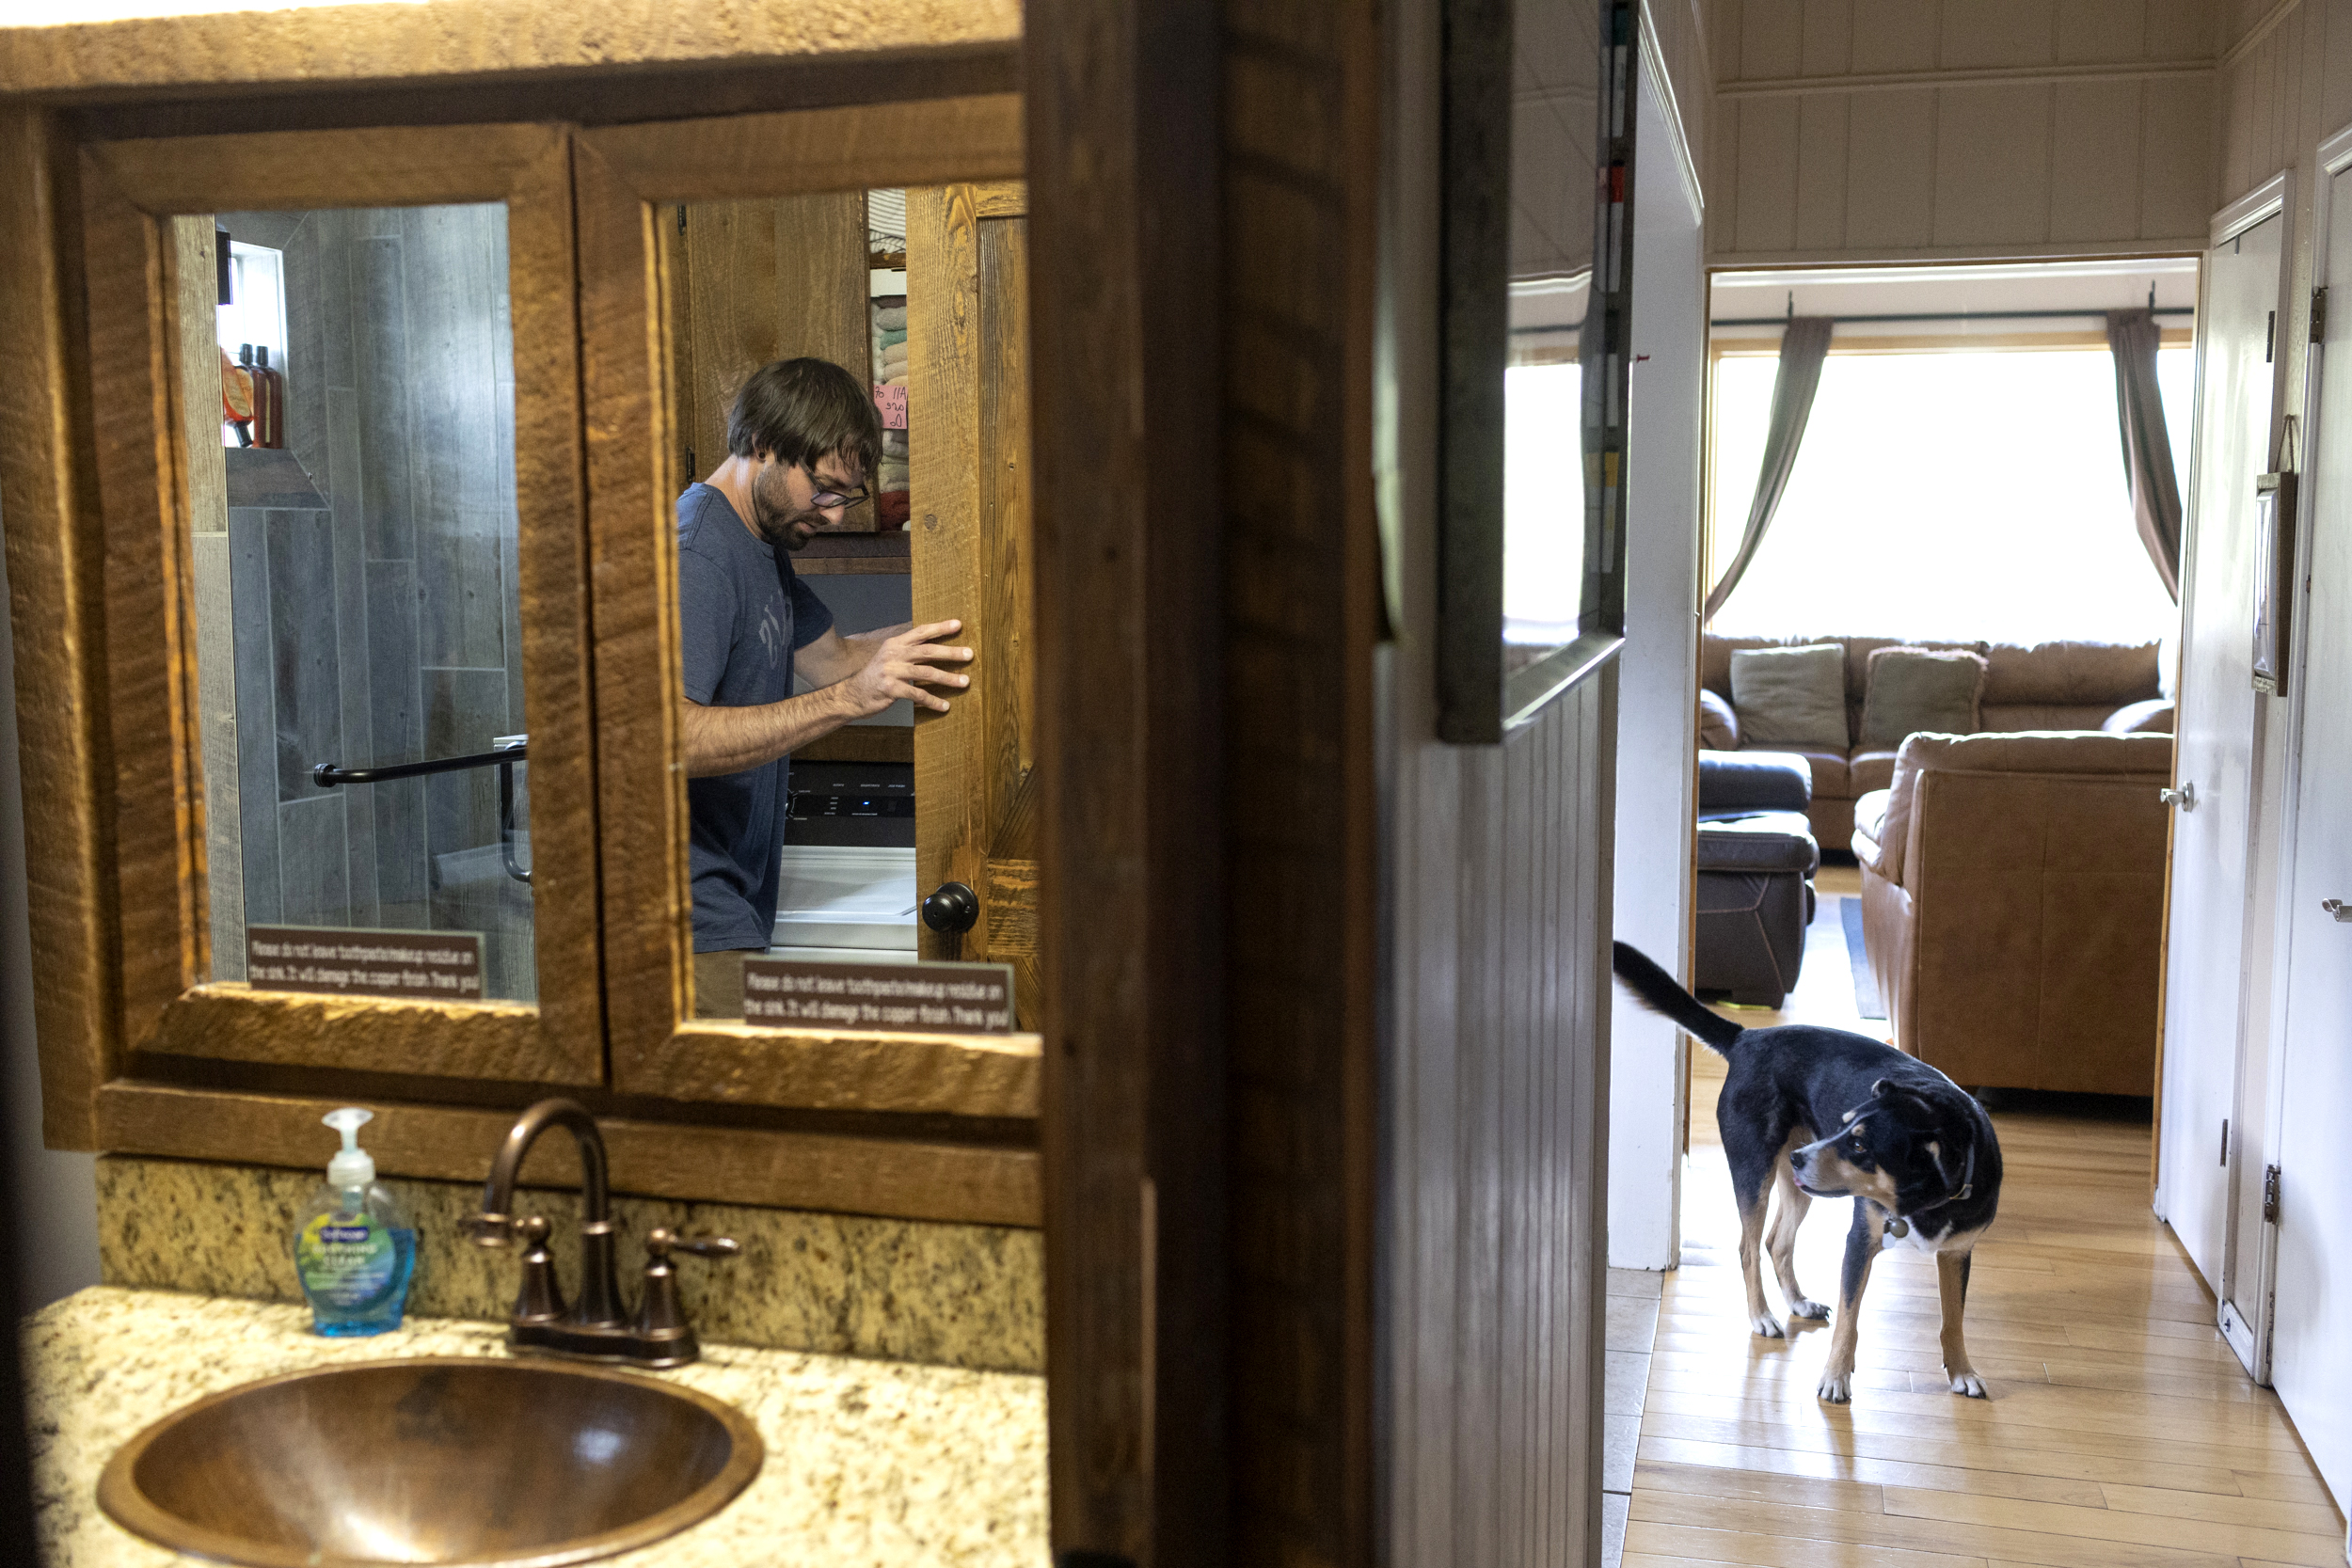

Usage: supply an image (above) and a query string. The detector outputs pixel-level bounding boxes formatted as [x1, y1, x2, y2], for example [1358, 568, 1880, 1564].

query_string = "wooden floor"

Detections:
[1618, 873, 2350, 1568]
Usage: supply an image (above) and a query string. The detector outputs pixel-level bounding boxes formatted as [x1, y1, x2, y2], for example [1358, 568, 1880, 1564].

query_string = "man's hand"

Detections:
[831, 620, 973, 717]
[679, 619, 974, 778]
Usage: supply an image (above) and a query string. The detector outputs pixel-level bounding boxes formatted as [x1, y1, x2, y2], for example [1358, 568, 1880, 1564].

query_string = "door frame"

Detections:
[2154, 172, 2283, 1337]
[2232, 119, 2352, 1386]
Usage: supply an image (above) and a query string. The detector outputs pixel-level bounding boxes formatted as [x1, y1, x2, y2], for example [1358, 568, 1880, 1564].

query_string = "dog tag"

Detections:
[1883, 1217, 1910, 1244]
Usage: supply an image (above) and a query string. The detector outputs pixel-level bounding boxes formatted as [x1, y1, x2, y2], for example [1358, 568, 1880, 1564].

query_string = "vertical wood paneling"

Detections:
[1740, 0, 1804, 80]
[1932, 83, 2055, 245]
[1800, 0, 1852, 78]
[2141, 72, 2217, 236]
[1843, 87, 1938, 248]
[2058, 0, 2150, 63]
[1710, 0, 2218, 260]
[1792, 93, 1849, 249]
[1734, 96, 1801, 253]
[1386, 674, 1614, 1568]
[1941, 0, 2060, 70]
[1848, 2, 1939, 73]
[2050, 79, 2147, 242]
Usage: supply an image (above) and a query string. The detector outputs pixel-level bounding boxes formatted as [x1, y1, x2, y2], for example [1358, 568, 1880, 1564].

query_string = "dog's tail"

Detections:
[1611, 941, 1744, 1055]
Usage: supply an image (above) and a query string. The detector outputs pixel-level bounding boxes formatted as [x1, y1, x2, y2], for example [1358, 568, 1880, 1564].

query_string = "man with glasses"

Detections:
[676, 356, 971, 1015]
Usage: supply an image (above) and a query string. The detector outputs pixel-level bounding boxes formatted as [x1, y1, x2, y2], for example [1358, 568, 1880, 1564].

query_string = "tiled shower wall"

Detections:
[214, 203, 532, 999]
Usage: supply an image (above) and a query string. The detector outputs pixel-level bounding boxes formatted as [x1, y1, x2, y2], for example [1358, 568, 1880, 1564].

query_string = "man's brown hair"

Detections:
[725, 357, 882, 483]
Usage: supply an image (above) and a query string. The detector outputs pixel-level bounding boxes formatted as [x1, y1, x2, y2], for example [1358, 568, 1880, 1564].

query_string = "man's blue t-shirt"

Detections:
[676, 483, 835, 951]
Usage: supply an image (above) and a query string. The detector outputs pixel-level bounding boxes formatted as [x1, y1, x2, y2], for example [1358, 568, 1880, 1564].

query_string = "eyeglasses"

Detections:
[804, 474, 869, 511]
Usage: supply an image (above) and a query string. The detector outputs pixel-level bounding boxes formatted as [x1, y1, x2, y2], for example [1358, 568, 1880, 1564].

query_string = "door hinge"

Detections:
[2220, 1117, 2230, 1166]
[677, 203, 688, 233]
[685, 445, 695, 480]
[2264, 1164, 2281, 1224]
[2312, 287, 2328, 342]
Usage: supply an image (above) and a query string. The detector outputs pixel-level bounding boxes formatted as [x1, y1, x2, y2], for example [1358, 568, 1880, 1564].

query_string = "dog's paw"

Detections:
[1749, 1313, 1787, 1339]
[1788, 1297, 1831, 1322]
[1947, 1370, 1987, 1399]
[1817, 1370, 1852, 1403]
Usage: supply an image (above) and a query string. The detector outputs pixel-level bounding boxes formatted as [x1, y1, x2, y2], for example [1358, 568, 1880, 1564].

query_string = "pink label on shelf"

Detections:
[874, 385, 908, 429]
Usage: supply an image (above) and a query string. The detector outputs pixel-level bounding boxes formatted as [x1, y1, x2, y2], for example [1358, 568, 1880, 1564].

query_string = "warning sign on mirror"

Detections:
[246, 926, 485, 1002]
[739, 958, 1014, 1034]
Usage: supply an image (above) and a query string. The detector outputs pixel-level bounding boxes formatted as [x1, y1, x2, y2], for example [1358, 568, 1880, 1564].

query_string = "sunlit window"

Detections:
[1707, 346, 2192, 645]
[1503, 360, 1585, 646]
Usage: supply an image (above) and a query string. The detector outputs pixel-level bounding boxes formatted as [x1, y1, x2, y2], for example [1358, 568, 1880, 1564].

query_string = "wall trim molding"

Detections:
[2213, 171, 2289, 247]
[2318, 119, 2352, 179]
[1719, 60, 2215, 100]
[1708, 238, 2209, 271]
[2219, 0, 2303, 71]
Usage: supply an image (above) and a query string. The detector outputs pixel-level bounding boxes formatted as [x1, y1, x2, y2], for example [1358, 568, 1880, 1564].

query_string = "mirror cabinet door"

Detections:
[574, 100, 1044, 1118]
[77, 128, 599, 1085]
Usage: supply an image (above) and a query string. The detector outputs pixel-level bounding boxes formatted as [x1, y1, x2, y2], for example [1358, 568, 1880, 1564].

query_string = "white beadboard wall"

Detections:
[1705, 0, 2220, 263]
[1382, 660, 1616, 1568]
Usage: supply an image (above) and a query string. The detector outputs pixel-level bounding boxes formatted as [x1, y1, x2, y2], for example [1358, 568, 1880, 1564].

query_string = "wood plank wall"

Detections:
[1704, 0, 2218, 263]
[1222, 0, 1380, 1560]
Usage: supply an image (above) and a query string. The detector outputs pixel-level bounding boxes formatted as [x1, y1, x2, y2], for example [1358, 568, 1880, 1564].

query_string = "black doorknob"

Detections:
[921, 881, 980, 935]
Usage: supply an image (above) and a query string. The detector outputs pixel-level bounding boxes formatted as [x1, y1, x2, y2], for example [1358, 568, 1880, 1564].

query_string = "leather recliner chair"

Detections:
[1851, 731, 2172, 1095]
[1695, 751, 1818, 1007]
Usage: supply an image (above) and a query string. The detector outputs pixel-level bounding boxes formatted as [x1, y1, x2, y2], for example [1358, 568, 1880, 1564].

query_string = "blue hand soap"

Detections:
[293, 1107, 417, 1337]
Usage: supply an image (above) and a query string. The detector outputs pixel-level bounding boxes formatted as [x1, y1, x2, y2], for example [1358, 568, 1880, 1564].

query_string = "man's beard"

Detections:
[750, 471, 821, 550]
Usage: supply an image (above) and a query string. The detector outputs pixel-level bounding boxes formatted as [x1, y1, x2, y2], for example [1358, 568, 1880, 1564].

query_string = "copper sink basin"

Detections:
[96, 1356, 764, 1567]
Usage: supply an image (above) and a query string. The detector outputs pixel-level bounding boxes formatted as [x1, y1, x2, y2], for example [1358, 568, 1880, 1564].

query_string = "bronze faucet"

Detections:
[473, 1098, 738, 1368]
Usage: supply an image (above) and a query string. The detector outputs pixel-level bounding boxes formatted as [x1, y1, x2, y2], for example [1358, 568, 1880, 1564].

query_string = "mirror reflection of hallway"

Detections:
[662, 185, 1034, 1029]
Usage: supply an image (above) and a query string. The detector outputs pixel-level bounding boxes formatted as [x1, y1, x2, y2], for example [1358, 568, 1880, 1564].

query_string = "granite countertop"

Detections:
[24, 1288, 1048, 1566]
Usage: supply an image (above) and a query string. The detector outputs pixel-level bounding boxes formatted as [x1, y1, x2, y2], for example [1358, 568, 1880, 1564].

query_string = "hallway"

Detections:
[1619, 875, 2350, 1568]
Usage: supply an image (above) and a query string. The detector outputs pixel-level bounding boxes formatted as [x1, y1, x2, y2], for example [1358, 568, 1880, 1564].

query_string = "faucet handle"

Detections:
[644, 1228, 739, 1264]
[510, 1215, 565, 1324]
[635, 1228, 739, 1343]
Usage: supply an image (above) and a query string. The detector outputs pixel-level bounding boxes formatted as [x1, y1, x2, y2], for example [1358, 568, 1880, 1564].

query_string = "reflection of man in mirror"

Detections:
[676, 357, 971, 1016]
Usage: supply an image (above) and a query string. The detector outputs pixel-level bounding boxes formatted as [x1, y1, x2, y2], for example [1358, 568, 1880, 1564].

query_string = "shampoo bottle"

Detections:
[294, 1107, 418, 1337]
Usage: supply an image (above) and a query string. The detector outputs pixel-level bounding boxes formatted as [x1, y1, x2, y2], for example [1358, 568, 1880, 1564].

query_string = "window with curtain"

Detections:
[1707, 345, 2193, 644]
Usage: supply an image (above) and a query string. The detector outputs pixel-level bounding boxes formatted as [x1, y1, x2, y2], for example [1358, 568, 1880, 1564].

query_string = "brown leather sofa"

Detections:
[1698, 636, 2171, 846]
[1851, 732, 2172, 1096]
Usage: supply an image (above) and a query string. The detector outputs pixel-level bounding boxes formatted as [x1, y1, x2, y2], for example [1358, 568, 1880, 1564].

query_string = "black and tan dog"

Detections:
[1613, 942, 2001, 1402]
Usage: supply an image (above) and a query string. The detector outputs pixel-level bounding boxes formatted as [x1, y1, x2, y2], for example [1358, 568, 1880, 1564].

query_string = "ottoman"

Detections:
[1695, 752, 1820, 1008]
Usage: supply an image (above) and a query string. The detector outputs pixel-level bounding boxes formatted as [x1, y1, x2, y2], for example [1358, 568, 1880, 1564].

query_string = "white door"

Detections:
[2265, 152, 2352, 1525]
[2156, 212, 2280, 1290]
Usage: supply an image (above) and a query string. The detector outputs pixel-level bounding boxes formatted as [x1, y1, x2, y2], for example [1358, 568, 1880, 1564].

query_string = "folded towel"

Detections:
[872, 304, 908, 331]
[880, 350, 909, 376]
[884, 372, 908, 388]
[878, 491, 911, 528]
[876, 326, 908, 349]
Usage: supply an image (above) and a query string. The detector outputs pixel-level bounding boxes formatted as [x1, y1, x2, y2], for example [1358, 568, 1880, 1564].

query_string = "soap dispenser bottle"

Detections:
[294, 1107, 418, 1337]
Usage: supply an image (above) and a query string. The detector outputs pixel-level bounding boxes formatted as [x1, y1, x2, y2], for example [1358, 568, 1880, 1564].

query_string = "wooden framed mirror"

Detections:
[572, 97, 1044, 1118]
[72, 123, 602, 1086]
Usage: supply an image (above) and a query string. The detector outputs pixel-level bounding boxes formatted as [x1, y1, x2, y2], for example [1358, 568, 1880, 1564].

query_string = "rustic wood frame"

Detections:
[73, 122, 605, 1086]
[572, 95, 1041, 1117]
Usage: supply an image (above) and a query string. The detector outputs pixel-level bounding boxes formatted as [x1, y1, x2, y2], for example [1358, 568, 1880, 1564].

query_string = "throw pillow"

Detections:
[2103, 697, 2175, 735]
[1728, 643, 1847, 751]
[1697, 688, 1740, 750]
[1860, 646, 1986, 748]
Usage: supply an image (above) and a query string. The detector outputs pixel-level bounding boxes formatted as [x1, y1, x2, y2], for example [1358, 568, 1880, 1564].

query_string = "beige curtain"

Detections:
[2106, 308, 2183, 600]
[1704, 317, 1834, 623]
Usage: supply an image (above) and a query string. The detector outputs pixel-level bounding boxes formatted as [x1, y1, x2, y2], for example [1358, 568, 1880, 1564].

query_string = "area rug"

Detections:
[1839, 896, 1886, 1020]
